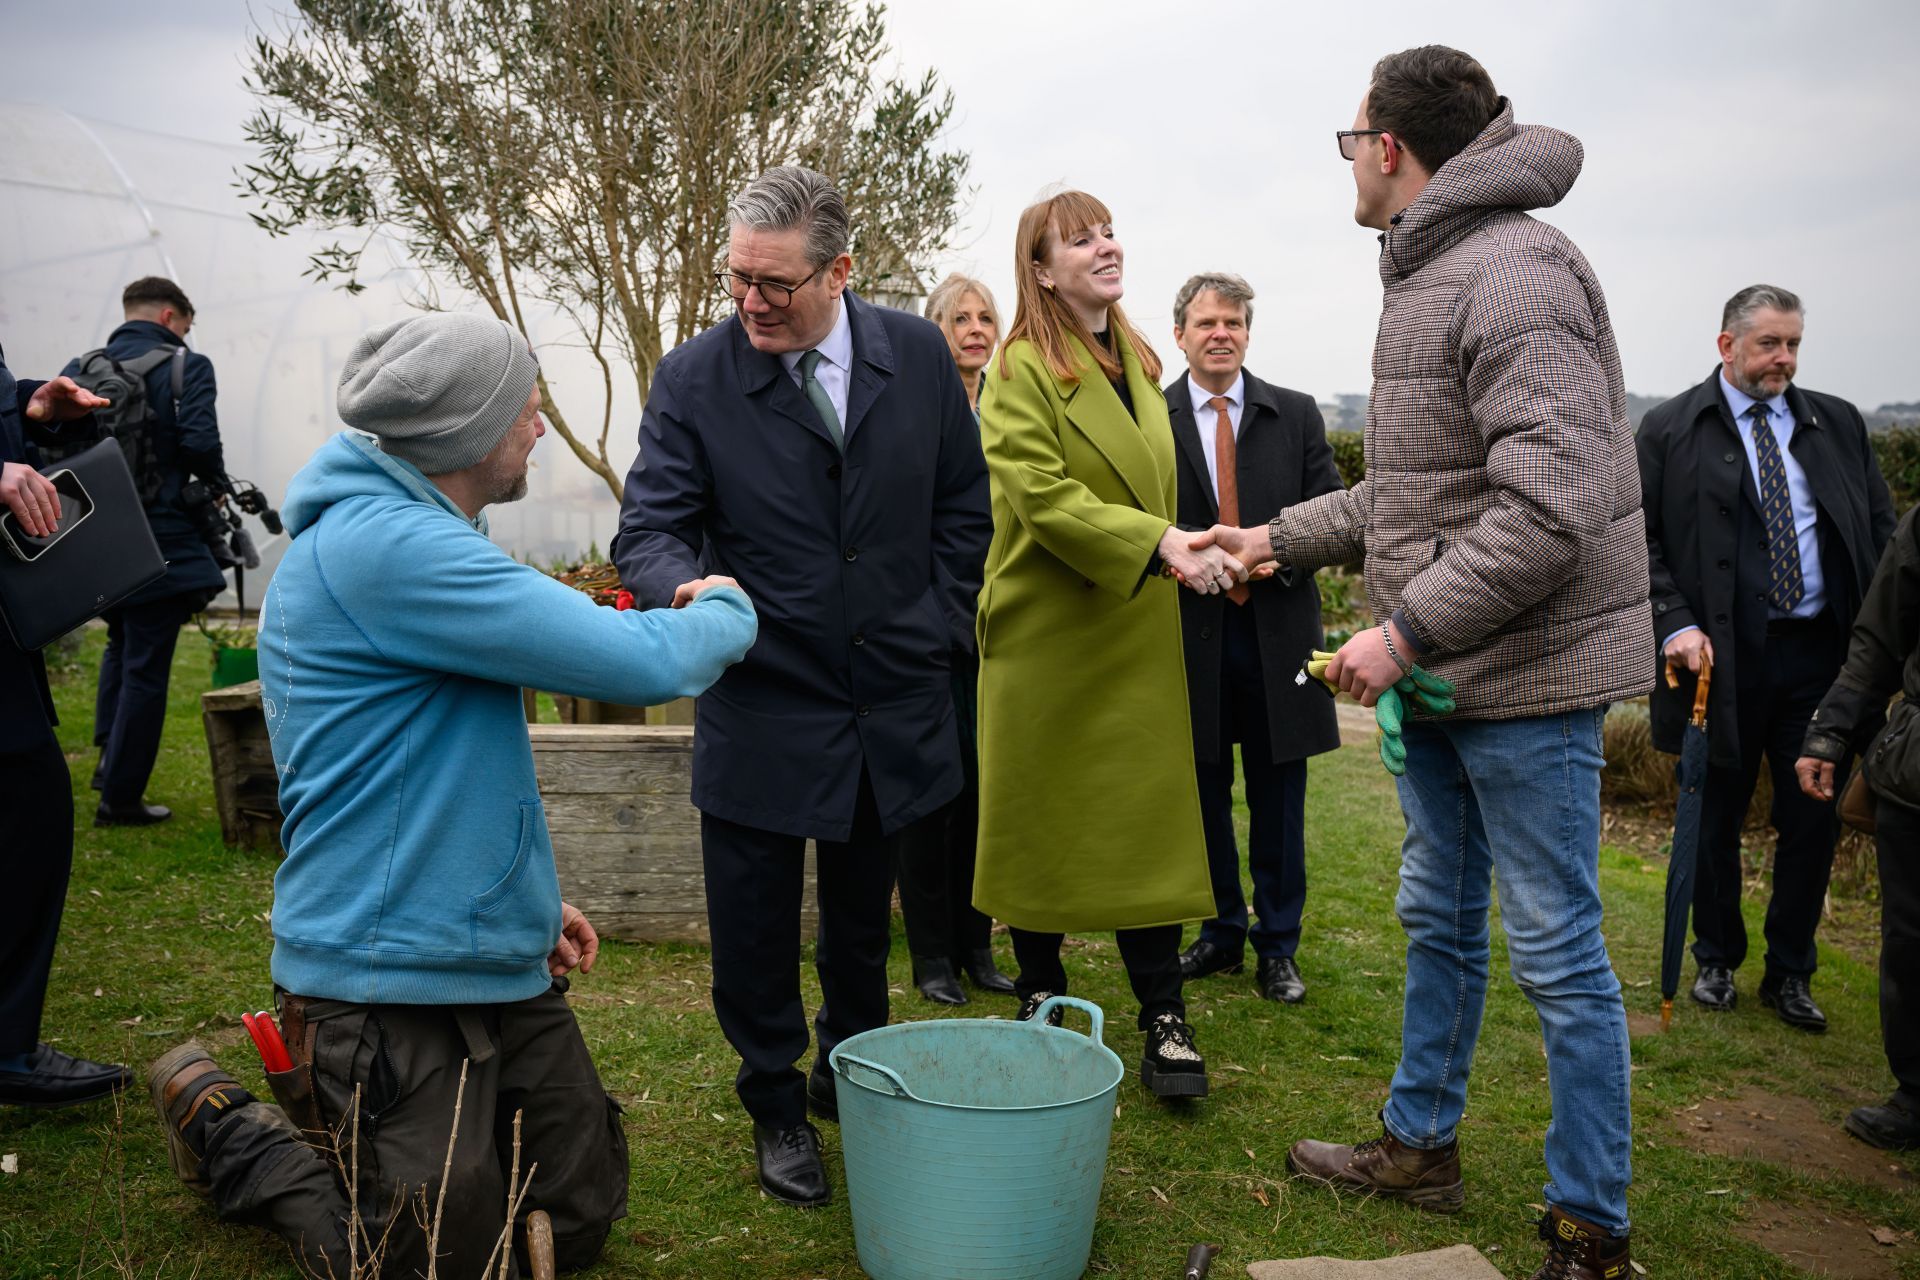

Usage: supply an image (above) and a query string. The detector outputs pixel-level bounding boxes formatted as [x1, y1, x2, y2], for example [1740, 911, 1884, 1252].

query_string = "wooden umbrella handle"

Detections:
[1691, 652, 1713, 729]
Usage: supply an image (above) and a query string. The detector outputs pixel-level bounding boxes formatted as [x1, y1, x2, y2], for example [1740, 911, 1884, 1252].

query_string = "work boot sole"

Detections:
[1284, 1150, 1465, 1214]
[1141, 1060, 1208, 1099]
[147, 1042, 225, 1197]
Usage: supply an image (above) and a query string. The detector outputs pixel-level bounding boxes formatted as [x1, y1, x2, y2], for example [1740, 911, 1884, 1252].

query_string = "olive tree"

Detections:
[242, 0, 970, 496]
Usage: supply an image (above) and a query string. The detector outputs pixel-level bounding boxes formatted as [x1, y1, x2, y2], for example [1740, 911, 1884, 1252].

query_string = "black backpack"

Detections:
[42, 345, 186, 504]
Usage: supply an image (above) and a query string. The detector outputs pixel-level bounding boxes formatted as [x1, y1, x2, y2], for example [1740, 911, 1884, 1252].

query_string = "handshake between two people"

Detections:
[1157, 522, 1279, 597]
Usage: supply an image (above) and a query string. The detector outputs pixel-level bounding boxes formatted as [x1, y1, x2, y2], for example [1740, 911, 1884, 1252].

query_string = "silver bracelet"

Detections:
[1381, 621, 1413, 676]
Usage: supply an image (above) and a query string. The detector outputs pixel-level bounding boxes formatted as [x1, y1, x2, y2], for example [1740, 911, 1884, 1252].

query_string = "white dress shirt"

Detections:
[1664, 372, 1826, 648]
[779, 296, 852, 429]
[1718, 370, 1824, 619]
[1186, 371, 1246, 499]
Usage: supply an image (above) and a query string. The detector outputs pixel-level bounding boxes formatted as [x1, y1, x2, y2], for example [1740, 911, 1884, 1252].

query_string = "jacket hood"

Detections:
[281, 431, 486, 537]
[1382, 99, 1584, 280]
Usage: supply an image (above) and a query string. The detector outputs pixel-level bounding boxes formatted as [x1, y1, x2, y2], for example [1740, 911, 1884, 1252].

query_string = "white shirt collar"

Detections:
[1188, 370, 1245, 419]
[780, 295, 852, 375]
[1718, 369, 1788, 425]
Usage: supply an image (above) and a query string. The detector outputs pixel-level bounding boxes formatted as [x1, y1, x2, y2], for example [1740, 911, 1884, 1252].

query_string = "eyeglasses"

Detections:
[1335, 129, 1390, 161]
[714, 267, 821, 309]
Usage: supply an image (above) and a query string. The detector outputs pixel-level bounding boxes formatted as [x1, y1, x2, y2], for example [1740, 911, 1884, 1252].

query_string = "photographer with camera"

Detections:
[60, 278, 229, 827]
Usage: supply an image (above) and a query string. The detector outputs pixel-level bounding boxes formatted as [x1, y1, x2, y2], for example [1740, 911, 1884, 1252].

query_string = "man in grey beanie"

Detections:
[148, 311, 760, 1274]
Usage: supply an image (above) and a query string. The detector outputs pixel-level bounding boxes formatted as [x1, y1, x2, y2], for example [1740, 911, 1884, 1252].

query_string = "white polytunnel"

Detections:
[0, 101, 635, 608]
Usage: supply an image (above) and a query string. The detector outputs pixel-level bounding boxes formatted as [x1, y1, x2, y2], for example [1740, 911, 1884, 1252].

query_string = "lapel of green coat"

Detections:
[1060, 329, 1174, 519]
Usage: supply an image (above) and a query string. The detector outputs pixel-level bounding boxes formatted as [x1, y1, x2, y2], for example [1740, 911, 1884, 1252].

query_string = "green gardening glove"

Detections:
[1396, 665, 1456, 716]
[1375, 685, 1409, 776]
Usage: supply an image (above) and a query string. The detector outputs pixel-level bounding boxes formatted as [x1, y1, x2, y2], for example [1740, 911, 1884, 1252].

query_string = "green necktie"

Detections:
[797, 348, 844, 451]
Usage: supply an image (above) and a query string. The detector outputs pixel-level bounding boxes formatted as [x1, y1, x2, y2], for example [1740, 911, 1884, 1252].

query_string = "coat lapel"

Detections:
[1061, 331, 1168, 517]
[730, 320, 840, 450]
[841, 291, 894, 448]
[1166, 372, 1216, 521]
[1784, 384, 1858, 567]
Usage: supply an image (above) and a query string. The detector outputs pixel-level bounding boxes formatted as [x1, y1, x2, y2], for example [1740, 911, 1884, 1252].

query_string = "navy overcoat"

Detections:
[611, 291, 992, 840]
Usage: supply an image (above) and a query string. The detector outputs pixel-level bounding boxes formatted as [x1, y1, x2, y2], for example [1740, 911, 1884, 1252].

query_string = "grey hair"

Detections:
[1173, 272, 1256, 329]
[727, 165, 850, 268]
[924, 273, 1000, 332]
[1722, 283, 1804, 336]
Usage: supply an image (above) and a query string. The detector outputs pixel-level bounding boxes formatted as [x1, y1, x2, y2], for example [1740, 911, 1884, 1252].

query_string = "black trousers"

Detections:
[1874, 797, 1920, 1098]
[1692, 613, 1845, 978]
[0, 741, 73, 1054]
[701, 773, 934, 1128]
[94, 593, 198, 805]
[201, 986, 627, 1278]
[1008, 925, 1184, 1029]
[1196, 603, 1309, 961]
[894, 660, 992, 962]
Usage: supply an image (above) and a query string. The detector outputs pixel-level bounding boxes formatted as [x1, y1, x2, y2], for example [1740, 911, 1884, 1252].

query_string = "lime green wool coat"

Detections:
[971, 330, 1213, 932]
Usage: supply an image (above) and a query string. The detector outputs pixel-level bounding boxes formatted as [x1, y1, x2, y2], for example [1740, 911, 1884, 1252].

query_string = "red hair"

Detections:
[998, 190, 1161, 386]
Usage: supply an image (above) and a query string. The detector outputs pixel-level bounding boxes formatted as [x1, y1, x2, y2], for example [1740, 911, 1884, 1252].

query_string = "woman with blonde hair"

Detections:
[891, 272, 1014, 1003]
[925, 273, 1001, 417]
[973, 190, 1240, 1098]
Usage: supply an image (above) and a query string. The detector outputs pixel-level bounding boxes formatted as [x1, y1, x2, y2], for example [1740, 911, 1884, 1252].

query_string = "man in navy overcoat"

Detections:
[612, 166, 990, 1207]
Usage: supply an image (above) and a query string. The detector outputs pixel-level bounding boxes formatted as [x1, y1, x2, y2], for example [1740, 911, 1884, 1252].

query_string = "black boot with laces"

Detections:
[1141, 1011, 1208, 1098]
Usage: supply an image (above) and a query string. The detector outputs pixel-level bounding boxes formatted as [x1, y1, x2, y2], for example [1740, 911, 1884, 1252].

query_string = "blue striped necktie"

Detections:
[1748, 403, 1804, 612]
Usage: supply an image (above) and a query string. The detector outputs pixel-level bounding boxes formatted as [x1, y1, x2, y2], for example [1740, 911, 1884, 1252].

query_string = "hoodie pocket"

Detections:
[468, 799, 562, 963]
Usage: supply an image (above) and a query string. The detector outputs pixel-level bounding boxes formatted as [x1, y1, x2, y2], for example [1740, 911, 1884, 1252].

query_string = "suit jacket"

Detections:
[1167, 369, 1344, 764]
[1638, 368, 1896, 765]
[1, 349, 57, 751]
[611, 291, 992, 840]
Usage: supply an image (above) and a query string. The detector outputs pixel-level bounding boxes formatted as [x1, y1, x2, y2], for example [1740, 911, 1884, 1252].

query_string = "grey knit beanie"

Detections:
[337, 313, 540, 475]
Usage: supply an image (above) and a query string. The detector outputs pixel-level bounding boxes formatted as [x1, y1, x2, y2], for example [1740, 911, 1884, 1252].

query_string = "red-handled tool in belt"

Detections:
[241, 1010, 293, 1073]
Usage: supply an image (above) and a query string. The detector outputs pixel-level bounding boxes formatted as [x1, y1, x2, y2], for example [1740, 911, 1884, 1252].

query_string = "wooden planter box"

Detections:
[199, 684, 807, 943]
[201, 680, 283, 851]
[530, 724, 816, 943]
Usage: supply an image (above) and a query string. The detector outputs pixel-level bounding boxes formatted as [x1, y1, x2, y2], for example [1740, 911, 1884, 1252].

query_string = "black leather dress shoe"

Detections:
[1690, 965, 1737, 1011]
[1257, 956, 1307, 1004]
[95, 801, 172, 828]
[752, 1121, 830, 1206]
[960, 948, 1016, 995]
[911, 955, 967, 1005]
[1845, 1094, 1920, 1150]
[806, 1062, 838, 1123]
[1177, 938, 1244, 980]
[1759, 974, 1827, 1033]
[0, 1044, 133, 1108]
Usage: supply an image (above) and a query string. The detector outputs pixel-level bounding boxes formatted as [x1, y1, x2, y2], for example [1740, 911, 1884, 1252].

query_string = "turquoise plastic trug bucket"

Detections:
[829, 997, 1123, 1280]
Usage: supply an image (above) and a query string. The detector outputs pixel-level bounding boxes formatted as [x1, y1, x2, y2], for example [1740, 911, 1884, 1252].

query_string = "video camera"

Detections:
[180, 475, 283, 571]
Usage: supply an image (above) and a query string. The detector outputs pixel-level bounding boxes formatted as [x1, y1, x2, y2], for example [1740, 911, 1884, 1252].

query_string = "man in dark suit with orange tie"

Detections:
[1164, 273, 1344, 1003]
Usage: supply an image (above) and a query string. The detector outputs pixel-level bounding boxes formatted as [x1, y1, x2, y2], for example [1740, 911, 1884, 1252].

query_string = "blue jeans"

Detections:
[1383, 708, 1632, 1233]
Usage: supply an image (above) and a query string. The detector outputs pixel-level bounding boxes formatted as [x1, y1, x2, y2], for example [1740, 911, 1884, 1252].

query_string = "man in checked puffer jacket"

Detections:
[1201, 46, 1652, 1280]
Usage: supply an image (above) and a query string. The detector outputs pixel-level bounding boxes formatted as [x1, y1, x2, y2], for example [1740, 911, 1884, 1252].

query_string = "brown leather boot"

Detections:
[1530, 1205, 1631, 1279]
[1285, 1121, 1464, 1213]
[148, 1041, 294, 1198]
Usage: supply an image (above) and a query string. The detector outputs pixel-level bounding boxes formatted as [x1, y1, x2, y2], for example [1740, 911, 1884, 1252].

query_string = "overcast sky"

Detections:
[8, 0, 1920, 407]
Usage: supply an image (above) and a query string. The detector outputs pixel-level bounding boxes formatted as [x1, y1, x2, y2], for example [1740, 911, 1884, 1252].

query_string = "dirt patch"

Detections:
[1733, 1200, 1916, 1279]
[1668, 1086, 1916, 1193]
[1626, 1011, 1664, 1038]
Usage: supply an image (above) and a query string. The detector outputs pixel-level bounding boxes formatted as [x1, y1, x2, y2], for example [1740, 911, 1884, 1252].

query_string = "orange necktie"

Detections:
[1208, 395, 1249, 605]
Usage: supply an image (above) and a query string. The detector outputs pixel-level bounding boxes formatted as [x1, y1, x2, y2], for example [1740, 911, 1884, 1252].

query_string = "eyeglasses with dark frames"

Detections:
[714, 267, 822, 309]
[1335, 129, 1390, 161]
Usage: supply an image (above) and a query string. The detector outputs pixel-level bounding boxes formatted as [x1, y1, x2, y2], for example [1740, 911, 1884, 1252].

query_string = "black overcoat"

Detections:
[1638, 369, 1896, 766]
[1167, 369, 1345, 765]
[0, 349, 58, 751]
[611, 292, 992, 840]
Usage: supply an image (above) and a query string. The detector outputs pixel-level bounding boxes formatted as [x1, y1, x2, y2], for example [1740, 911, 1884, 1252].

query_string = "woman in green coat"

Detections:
[975, 190, 1247, 1099]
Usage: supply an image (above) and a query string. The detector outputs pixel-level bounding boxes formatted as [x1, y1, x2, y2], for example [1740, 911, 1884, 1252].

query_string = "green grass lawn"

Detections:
[1, 627, 1914, 1278]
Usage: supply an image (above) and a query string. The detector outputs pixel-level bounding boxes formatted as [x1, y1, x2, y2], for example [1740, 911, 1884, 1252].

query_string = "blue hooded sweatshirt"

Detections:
[260, 432, 757, 1005]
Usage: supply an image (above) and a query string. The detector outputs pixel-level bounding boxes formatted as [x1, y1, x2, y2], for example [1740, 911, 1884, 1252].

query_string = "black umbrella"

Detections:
[1661, 652, 1714, 1030]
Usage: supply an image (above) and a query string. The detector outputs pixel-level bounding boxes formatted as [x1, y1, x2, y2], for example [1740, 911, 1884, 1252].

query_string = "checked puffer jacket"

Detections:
[1271, 99, 1655, 720]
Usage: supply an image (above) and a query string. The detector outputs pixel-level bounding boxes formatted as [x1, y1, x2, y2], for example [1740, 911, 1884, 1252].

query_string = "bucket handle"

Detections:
[834, 1052, 922, 1102]
[1031, 996, 1104, 1043]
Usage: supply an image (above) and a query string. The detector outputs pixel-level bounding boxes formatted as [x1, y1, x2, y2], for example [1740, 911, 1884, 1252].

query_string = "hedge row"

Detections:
[1323, 422, 1920, 514]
